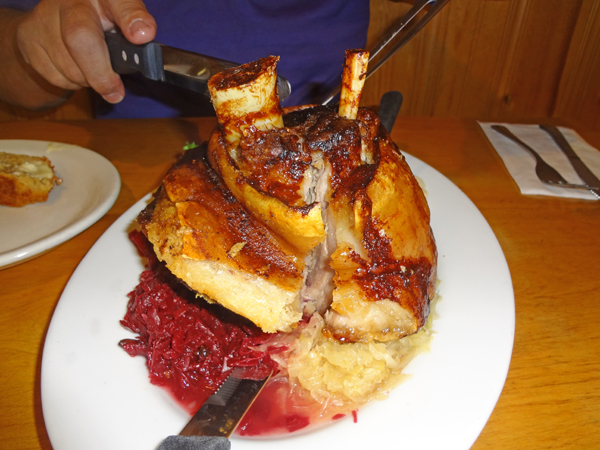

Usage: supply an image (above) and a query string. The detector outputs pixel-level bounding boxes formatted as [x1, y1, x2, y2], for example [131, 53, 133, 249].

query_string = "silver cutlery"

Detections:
[491, 125, 600, 199]
[539, 124, 600, 199]
[105, 31, 291, 100]
[158, 367, 272, 450]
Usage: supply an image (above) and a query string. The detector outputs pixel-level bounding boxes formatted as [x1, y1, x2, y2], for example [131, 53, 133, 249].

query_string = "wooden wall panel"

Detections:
[362, 0, 583, 121]
[494, 0, 581, 118]
[554, 0, 600, 130]
[428, 0, 517, 117]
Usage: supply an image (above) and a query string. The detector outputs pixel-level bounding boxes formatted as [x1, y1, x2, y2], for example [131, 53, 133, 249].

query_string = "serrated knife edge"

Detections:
[179, 368, 272, 438]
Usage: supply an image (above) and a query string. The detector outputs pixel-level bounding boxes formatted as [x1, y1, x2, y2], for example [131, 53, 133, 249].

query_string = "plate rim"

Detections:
[0, 139, 121, 269]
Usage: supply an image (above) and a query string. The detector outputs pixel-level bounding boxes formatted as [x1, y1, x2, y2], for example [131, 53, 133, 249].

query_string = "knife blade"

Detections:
[158, 367, 272, 450]
[540, 124, 600, 198]
[104, 31, 291, 100]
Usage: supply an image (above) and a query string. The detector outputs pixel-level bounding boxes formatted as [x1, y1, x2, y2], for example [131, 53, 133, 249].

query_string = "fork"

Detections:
[491, 125, 599, 194]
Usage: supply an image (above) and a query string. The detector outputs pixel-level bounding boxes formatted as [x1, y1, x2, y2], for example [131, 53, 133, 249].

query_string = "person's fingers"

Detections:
[59, 1, 125, 102]
[15, 0, 153, 103]
[20, 42, 82, 91]
[103, 0, 156, 44]
[16, 6, 84, 90]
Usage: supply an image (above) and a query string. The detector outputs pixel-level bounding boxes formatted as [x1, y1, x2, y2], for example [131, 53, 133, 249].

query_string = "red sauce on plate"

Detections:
[237, 376, 355, 437]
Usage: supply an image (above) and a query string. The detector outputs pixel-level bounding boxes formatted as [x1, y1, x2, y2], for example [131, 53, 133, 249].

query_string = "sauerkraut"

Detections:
[287, 297, 436, 409]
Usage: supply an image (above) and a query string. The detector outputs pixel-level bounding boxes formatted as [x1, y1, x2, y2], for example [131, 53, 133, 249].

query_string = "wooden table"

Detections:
[1, 117, 598, 449]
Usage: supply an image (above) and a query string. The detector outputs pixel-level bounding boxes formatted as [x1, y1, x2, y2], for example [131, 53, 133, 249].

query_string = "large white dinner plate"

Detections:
[41, 154, 514, 450]
[0, 140, 120, 269]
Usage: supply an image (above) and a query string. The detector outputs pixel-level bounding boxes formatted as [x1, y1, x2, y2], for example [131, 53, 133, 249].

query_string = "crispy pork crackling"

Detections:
[138, 51, 437, 341]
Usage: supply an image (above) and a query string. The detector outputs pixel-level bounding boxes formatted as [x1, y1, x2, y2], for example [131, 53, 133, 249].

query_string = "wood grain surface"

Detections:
[363, 0, 589, 121]
[0, 116, 598, 449]
[554, 0, 600, 131]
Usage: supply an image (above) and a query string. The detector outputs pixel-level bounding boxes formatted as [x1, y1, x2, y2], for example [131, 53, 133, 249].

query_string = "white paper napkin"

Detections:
[479, 122, 600, 201]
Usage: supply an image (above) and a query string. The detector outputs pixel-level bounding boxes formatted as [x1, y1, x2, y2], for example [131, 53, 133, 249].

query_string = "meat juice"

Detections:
[237, 376, 353, 437]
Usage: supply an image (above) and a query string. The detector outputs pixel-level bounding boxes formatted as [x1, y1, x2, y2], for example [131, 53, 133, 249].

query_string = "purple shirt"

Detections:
[2, 0, 369, 118]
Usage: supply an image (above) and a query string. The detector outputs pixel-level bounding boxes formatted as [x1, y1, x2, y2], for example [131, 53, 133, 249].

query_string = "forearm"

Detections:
[0, 8, 72, 110]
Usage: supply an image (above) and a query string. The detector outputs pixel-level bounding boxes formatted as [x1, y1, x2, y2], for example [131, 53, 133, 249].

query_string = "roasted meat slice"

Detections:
[326, 134, 436, 342]
[208, 130, 326, 256]
[138, 147, 303, 333]
[140, 52, 437, 342]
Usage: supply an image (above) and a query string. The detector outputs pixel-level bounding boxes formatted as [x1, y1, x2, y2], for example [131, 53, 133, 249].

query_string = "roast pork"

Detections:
[138, 51, 437, 341]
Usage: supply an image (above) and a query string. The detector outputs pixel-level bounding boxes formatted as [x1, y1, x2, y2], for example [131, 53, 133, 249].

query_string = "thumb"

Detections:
[104, 0, 156, 44]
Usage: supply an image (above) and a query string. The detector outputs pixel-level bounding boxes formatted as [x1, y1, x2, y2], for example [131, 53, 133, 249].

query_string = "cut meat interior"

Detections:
[138, 52, 437, 343]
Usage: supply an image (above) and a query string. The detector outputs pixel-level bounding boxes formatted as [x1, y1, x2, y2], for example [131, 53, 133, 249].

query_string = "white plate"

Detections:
[41, 154, 515, 450]
[0, 140, 120, 269]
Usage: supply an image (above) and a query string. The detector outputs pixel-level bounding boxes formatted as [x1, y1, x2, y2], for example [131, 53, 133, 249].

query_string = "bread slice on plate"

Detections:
[0, 151, 61, 207]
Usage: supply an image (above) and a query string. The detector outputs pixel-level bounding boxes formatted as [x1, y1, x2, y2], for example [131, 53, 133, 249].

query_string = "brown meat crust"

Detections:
[327, 133, 437, 342]
[237, 126, 311, 206]
[208, 130, 326, 256]
[138, 145, 304, 333]
[140, 106, 437, 340]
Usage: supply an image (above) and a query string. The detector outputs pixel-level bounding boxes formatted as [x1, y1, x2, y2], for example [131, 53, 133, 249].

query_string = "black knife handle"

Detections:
[379, 90, 403, 133]
[158, 435, 230, 450]
[105, 31, 164, 81]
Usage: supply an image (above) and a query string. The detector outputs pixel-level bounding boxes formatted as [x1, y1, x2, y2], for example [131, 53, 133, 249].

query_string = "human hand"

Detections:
[15, 0, 156, 104]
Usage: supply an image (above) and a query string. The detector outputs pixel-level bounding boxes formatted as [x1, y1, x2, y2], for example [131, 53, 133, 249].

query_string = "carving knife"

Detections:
[540, 124, 600, 198]
[157, 367, 272, 450]
[104, 31, 291, 100]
